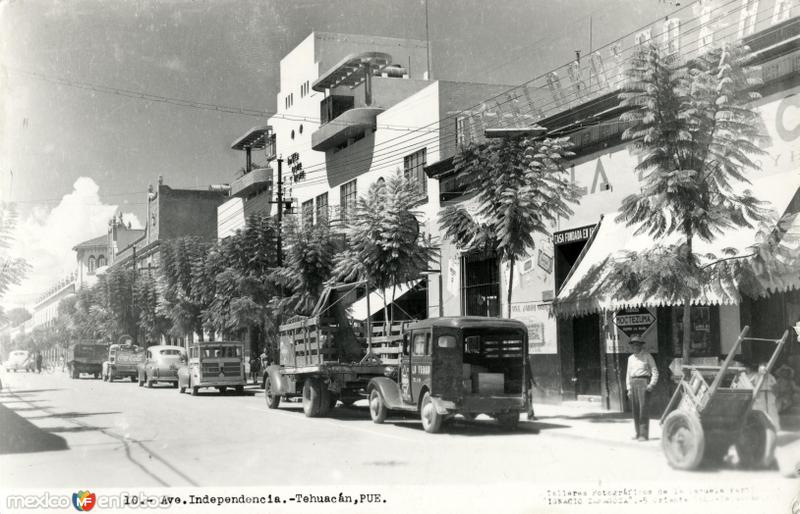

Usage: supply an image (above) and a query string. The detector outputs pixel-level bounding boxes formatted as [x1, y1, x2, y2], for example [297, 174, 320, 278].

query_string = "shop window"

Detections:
[404, 148, 427, 195]
[670, 306, 720, 357]
[462, 252, 500, 317]
[340, 180, 357, 222]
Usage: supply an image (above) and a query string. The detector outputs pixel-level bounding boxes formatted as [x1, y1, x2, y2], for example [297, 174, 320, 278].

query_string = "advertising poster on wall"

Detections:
[511, 301, 557, 354]
[607, 307, 658, 353]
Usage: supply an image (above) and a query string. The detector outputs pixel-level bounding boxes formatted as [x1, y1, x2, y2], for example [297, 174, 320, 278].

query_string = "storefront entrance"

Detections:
[573, 314, 601, 396]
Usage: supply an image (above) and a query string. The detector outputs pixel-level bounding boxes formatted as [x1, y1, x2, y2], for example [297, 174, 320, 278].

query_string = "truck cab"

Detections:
[177, 341, 245, 396]
[367, 317, 531, 433]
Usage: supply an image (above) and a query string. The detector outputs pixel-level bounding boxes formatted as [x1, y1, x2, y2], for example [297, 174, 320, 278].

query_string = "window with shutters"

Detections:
[403, 148, 427, 195]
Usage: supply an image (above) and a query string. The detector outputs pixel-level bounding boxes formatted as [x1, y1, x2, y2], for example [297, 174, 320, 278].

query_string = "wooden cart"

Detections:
[659, 325, 789, 470]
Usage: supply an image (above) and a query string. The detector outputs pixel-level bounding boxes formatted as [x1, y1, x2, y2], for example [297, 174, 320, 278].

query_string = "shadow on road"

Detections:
[0, 389, 64, 395]
[44, 425, 108, 434]
[535, 412, 631, 424]
[0, 403, 68, 455]
[26, 411, 120, 420]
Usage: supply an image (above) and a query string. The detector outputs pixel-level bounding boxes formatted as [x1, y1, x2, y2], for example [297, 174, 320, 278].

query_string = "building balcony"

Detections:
[230, 167, 272, 198]
[311, 107, 384, 152]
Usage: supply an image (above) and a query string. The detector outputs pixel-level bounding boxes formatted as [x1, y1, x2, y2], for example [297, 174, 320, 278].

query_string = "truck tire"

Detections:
[420, 392, 443, 434]
[302, 377, 325, 417]
[235, 385, 244, 395]
[264, 376, 281, 409]
[369, 388, 388, 424]
[218, 386, 227, 394]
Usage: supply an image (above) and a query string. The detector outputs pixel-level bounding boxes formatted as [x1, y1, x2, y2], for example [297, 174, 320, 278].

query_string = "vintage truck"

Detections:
[102, 343, 144, 382]
[263, 284, 533, 433]
[66, 342, 107, 379]
[177, 341, 246, 395]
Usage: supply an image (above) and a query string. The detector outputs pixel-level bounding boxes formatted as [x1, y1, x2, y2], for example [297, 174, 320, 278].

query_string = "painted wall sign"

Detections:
[537, 250, 553, 273]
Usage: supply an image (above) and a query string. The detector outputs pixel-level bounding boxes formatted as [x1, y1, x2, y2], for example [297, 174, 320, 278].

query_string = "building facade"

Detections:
[428, 1, 800, 411]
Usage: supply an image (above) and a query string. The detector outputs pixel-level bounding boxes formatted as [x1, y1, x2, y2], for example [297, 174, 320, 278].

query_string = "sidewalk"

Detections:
[531, 401, 800, 476]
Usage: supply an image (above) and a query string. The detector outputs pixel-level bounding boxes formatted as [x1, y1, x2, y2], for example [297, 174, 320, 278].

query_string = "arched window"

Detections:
[97, 255, 106, 268]
[88, 256, 96, 273]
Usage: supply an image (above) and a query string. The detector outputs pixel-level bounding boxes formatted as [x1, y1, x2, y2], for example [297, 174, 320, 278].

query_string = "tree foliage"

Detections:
[440, 133, 580, 317]
[0, 202, 30, 300]
[334, 173, 437, 326]
[561, 41, 786, 359]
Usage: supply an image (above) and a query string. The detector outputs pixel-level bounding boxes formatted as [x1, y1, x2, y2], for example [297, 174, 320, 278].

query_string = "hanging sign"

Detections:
[613, 307, 656, 338]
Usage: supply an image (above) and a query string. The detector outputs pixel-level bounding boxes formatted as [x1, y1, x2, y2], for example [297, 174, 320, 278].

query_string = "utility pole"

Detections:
[276, 157, 283, 267]
[424, 0, 432, 80]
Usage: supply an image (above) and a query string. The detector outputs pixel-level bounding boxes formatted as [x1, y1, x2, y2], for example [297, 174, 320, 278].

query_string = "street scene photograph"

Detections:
[1, 0, 799, 512]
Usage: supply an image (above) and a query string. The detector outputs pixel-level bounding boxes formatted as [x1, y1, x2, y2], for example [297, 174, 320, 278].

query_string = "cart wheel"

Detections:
[420, 392, 443, 434]
[302, 378, 323, 417]
[369, 389, 388, 424]
[662, 410, 705, 470]
[735, 410, 777, 469]
[264, 376, 280, 409]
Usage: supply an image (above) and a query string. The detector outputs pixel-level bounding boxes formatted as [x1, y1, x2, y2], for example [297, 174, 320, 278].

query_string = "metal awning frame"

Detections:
[312, 52, 392, 92]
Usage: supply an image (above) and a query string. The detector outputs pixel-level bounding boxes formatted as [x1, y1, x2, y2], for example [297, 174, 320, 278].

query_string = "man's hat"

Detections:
[629, 336, 646, 345]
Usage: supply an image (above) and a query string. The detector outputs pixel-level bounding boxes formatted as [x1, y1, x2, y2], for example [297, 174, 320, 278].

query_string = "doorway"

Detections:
[573, 314, 601, 396]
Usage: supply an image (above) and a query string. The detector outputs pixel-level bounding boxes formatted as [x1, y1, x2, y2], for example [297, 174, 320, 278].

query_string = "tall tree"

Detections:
[566, 42, 772, 360]
[440, 133, 580, 317]
[335, 172, 437, 329]
[271, 217, 338, 317]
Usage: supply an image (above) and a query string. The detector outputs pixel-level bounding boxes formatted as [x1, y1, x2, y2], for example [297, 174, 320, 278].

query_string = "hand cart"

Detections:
[659, 325, 790, 470]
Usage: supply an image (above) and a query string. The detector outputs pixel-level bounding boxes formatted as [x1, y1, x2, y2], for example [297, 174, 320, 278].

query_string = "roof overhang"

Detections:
[484, 126, 546, 138]
[312, 52, 392, 92]
[231, 126, 272, 151]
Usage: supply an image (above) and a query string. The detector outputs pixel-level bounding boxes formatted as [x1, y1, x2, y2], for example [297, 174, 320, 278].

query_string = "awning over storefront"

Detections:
[555, 172, 800, 317]
[349, 280, 423, 321]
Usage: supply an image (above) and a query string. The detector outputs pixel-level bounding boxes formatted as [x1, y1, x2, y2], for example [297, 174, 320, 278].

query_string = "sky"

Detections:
[0, 0, 680, 308]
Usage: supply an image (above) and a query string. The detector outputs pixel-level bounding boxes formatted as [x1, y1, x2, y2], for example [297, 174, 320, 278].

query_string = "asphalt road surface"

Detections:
[0, 370, 797, 512]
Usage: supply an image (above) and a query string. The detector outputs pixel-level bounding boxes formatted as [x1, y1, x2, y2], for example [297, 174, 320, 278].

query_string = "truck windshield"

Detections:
[200, 346, 241, 359]
[159, 349, 183, 357]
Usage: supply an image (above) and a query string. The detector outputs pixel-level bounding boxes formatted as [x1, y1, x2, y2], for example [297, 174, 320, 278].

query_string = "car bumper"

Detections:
[434, 395, 526, 415]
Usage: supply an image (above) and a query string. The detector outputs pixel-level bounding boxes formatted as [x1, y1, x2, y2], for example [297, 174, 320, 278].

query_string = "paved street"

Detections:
[1, 369, 798, 497]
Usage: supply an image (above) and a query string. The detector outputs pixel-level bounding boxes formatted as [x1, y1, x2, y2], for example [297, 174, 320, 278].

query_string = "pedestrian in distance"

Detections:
[36, 352, 43, 373]
[626, 336, 659, 441]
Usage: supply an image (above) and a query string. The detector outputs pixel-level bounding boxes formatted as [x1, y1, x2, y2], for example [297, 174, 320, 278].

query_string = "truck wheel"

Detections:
[265, 376, 281, 409]
[218, 386, 227, 394]
[420, 392, 443, 434]
[736, 410, 777, 469]
[302, 378, 324, 417]
[235, 385, 244, 395]
[496, 412, 520, 430]
[662, 410, 705, 470]
[369, 389, 388, 424]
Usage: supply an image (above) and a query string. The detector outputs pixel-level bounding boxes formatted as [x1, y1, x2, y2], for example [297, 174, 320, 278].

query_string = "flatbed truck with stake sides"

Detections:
[263, 284, 533, 433]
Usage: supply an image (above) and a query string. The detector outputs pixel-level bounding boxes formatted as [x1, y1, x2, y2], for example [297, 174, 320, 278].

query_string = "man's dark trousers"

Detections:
[630, 377, 650, 439]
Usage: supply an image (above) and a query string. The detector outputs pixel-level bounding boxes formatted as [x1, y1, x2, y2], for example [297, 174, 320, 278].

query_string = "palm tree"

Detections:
[439, 133, 580, 317]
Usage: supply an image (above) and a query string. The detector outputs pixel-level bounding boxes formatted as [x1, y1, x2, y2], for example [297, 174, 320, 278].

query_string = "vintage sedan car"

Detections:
[177, 341, 245, 396]
[137, 345, 186, 388]
[4, 350, 33, 372]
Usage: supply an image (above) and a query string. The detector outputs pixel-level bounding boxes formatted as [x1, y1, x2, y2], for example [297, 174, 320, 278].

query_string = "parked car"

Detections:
[4, 350, 33, 372]
[177, 341, 245, 396]
[137, 345, 186, 388]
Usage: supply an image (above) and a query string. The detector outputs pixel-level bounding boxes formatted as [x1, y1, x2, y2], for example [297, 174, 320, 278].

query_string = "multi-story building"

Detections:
[427, 1, 800, 411]
[243, 31, 517, 319]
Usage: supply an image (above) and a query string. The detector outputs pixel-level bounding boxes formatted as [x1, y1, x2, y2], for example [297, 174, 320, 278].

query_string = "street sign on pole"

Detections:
[612, 307, 655, 338]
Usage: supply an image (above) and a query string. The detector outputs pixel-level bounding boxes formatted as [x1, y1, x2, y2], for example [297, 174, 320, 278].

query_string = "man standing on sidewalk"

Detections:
[626, 337, 659, 441]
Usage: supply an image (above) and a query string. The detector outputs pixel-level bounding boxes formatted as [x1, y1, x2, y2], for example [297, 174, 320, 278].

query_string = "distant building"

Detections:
[73, 235, 108, 289]
[115, 177, 227, 272]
